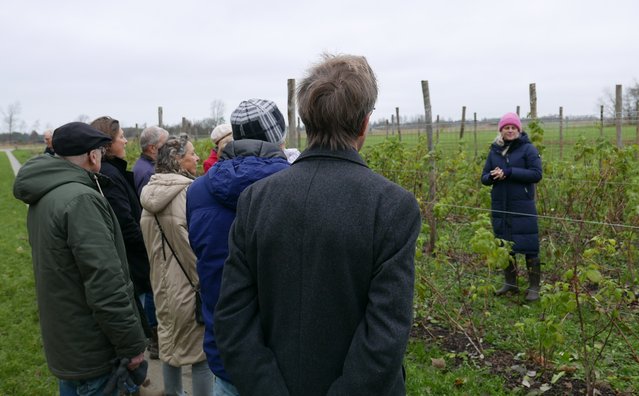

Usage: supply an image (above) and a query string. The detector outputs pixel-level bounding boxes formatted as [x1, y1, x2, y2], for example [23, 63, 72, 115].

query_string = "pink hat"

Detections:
[498, 112, 522, 132]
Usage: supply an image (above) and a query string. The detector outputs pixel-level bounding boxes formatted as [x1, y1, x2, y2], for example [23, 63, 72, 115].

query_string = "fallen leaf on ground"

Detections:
[431, 358, 446, 369]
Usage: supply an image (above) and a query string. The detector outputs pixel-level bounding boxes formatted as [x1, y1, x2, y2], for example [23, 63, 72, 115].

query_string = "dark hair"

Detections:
[90, 116, 121, 158]
[297, 54, 378, 150]
[155, 134, 194, 178]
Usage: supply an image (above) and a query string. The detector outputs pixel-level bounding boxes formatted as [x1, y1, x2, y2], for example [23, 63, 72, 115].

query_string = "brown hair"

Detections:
[297, 54, 378, 150]
[90, 116, 121, 158]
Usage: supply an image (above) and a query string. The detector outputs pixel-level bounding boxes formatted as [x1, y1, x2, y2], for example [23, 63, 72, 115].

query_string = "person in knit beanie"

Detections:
[186, 99, 291, 396]
[202, 123, 233, 173]
[481, 112, 543, 301]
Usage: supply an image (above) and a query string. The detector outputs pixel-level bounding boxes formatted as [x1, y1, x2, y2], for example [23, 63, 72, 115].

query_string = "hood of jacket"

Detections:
[13, 154, 106, 205]
[491, 131, 532, 152]
[206, 139, 289, 210]
[140, 172, 193, 214]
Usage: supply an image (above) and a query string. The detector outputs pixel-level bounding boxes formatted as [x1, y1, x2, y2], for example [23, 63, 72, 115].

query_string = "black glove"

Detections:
[129, 359, 148, 386]
[103, 357, 148, 395]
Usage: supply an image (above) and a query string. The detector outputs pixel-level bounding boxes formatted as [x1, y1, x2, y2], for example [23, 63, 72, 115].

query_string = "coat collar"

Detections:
[102, 156, 128, 173]
[295, 146, 369, 168]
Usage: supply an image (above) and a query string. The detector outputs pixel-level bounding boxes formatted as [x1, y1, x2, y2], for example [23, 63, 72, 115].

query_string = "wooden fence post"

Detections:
[636, 101, 639, 148]
[473, 112, 478, 158]
[529, 83, 537, 119]
[559, 106, 564, 160]
[287, 79, 297, 148]
[385, 119, 390, 138]
[599, 105, 604, 172]
[616, 84, 623, 148]
[391, 114, 395, 135]
[158, 106, 163, 128]
[421, 80, 437, 255]
[395, 107, 402, 141]
[181, 117, 188, 134]
[600, 105, 604, 138]
[459, 106, 466, 139]
[436, 115, 440, 145]
[516, 106, 520, 117]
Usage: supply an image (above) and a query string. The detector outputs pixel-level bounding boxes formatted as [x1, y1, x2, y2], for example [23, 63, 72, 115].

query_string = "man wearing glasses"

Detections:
[13, 122, 147, 396]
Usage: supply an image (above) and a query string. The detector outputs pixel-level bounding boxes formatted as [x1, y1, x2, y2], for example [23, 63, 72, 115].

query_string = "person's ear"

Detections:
[358, 113, 371, 137]
[88, 149, 99, 166]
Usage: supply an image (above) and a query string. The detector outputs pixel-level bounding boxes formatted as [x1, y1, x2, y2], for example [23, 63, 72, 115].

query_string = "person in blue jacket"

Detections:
[481, 112, 543, 301]
[186, 98, 290, 396]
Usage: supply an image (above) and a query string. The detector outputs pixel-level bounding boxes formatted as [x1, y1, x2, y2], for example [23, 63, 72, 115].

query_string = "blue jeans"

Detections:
[163, 360, 214, 396]
[59, 372, 116, 396]
[144, 292, 158, 327]
[214, 376, 239, 396]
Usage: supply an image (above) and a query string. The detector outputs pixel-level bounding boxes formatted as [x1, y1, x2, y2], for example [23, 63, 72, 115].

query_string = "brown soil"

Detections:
[410, 320, 626, 395]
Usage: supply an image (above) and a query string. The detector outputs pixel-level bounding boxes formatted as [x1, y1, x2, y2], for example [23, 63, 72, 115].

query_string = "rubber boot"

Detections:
[525, 257, 541, 302]
[495, 262, 519, 295]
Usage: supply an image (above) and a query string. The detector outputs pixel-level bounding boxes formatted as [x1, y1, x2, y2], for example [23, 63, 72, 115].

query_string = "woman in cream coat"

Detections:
[140, 134, 213, 396]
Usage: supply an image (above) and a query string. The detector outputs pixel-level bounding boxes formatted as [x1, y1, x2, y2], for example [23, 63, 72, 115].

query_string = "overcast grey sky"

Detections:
[2, 0, 637, 131]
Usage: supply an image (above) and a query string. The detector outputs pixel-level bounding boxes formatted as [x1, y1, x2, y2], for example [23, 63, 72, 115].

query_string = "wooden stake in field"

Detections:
[391, 114, 395, 135]
[287, 79, 297, 148]
[600, 105, 604, 138]
[529, 83, 537, 119]
[395, 107, 402, 141]
[385, 119, 390, 138]
[421, 80, 437, 255]
[459, 106, 466, 139]
[559, 106, 564, 160]
[158, 106, 163, 128]
[615, 84, 623, 148]
[436, 115, 440, 145]
[181, 117, 188, 134]
[636, 101, 639, 148]
[473, 112, 478, 158]
[599, 105, 604, 172]
[516, 105, 520, 117]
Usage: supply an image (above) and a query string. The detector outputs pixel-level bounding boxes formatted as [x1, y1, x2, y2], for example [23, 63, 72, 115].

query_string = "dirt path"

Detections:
[1, 149, 22, 175]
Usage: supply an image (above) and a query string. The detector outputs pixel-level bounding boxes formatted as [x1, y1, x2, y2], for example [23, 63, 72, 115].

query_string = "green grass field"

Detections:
[4, 121, 639, 395]
[365, 122, 639, 160]
[0, 151, 57, 395]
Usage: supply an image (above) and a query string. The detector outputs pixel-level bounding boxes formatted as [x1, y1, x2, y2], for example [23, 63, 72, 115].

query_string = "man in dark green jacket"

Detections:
[13, 122, 147, 395]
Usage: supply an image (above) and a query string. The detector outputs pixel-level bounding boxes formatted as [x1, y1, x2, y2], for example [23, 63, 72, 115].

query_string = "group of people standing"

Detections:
[13, 52, 543, 396]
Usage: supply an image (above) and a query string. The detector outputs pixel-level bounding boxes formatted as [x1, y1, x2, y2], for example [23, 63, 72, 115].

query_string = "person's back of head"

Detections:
[140, 125, 169, 154]
[230, 99, 286, 145]
[298, 53, 378, 150]
[43, 129, 54, 147]
[210, 123, 234, 154]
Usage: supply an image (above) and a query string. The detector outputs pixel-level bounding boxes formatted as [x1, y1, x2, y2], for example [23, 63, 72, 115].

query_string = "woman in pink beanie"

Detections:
[481, 112, 543, 301]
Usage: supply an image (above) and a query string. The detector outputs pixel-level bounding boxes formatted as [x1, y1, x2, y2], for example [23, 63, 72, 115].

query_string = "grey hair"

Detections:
[155, 134, 194, 178]
[140, 126, 169, 151]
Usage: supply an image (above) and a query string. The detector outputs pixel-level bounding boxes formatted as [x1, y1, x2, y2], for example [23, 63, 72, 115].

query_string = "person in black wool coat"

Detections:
[214, 53, 422, 396]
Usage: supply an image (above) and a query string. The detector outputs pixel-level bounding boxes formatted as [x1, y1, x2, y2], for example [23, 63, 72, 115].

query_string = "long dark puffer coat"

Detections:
[481, 132, 542, 254]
